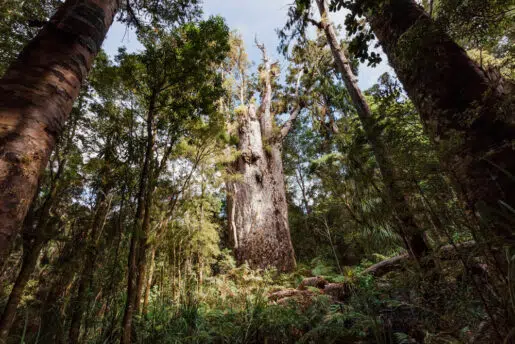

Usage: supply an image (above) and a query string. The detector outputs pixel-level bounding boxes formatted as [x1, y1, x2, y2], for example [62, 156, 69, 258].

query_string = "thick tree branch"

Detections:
[307, 17, 323, 29]
[280, 106, 302, 139]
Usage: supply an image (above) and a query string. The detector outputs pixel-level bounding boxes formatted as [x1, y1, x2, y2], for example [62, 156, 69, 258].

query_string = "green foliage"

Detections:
[329, 0, 514, 71]
[432, 0, 514, 55]
[126, 266, 363, 344]
[1, 2, 514, 343]
[0, 0, 61, 75]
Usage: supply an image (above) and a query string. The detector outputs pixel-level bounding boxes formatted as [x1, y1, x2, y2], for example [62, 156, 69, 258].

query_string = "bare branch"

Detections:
[255, 39, 275, 138]
[126, 0, 143, 30]
[306, 17, 323, 29]
[255, 37, 268, 62]
[280, 107, 302, 139]
[280, 70, 305, 139]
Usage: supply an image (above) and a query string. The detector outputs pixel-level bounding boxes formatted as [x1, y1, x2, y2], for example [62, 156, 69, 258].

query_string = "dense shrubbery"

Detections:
[102, 256, 496, 344]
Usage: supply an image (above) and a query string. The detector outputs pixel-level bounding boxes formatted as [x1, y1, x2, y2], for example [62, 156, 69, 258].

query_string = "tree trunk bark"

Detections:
[134, 182, 153, 315]
[227, 103, 297, 271]
[0, 0, 120, 261]
[316, 0, 430, 260]
[99, 195, 124, 342]
[120, 222, 139, 344]
[142, 246, 156, 316]
[363, 0, 515, 239]
[227, 45, 300, 272]
[0, 119, 77, 342]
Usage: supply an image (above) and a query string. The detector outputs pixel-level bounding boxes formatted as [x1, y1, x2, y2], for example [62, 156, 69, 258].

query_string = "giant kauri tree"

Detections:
[226, 42, 316, 271]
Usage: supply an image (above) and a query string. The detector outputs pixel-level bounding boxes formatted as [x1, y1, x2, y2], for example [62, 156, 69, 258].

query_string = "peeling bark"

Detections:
[0, 0, 120, 261]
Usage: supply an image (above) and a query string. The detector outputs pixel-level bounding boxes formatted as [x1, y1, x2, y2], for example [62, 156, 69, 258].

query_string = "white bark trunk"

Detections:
[227, 104, 296, 271]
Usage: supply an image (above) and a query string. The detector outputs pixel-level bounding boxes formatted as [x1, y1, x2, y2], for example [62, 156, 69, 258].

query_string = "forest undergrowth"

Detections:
[88, 250, 504, 344]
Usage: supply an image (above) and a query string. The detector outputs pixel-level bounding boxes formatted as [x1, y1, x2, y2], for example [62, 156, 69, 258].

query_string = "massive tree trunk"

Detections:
[227, 46, 297, 272]
[227, 106, 296, 271]
[316, 0, 430, 259]
[0, 111, 78, 342]
[362, 0, 515, 239]
[0, 0, 120, 261]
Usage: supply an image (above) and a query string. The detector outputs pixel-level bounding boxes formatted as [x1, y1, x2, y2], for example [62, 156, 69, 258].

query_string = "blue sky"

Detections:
[103, 0, 391, 90]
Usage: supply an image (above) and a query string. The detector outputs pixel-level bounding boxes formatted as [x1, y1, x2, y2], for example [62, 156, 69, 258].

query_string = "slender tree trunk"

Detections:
[0, 0, 120, 261]
[121, 102, 155, 344]
[68, 191, 111, 343]
[0, 241, 43, 342]
[172, 244, 177, 301]
[99, 195, 124, 342]
[142, 246, 156, 316]
[37, 235, 83, 343]
[134, 184, 153, 315]
[294, 161, 311, 215]
[316, 0, 430, 259]
[176, 243, 182, 302]
[121, 227, 139, 344]
[363, 0, 515, 239]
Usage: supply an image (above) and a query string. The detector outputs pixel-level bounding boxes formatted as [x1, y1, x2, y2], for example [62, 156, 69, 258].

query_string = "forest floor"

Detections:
[127, 249, 494, 344]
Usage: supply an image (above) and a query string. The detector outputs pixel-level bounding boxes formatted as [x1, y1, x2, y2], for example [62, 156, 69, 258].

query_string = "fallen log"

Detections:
[274, 241, 485, 306]
[298, 276, 328, 290]
[323, 282, 350, 302]
[268, 289, 314, 302]
[363, 241, 479, 277]
[363, 253, 410, 277]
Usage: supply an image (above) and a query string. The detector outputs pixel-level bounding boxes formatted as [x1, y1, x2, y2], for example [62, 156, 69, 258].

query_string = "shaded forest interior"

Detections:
[0, 0, 514, 343]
